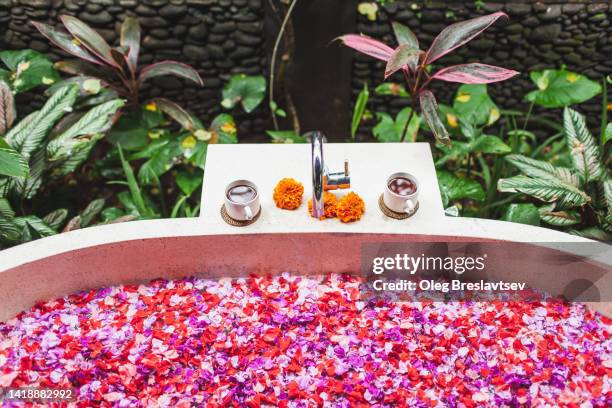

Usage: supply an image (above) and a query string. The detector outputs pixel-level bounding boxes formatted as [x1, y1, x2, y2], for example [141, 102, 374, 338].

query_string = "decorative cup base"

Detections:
[378, 194, 419, 220]
[220, 204, 261, 227]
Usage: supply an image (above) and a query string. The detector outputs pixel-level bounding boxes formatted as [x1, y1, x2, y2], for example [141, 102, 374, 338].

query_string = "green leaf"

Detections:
[525, 69, 602, 108]
[420, 90, 450, 146]
[391, 21, 419, 50]
[42, 208, 68, 230]
[502, 203, 540, 226]
[210, 114, 238, 143]
[497, 175, 590, 208]
[0, 198, 15, 218]
[117, 144, 148, 216]
[152, 97, 197, 131]
[6, 84, 79, 160]
[0, 80, 16, 135]
[221, 74, 266, 113]
[0, 49, 60, 93]
[437, 170, 485, 206]
[107, 109, 149, 151]
[101, 207, 125, 223]
[568, 227, 610, 241]
[563, 107, 605, 182]
[0, 214, 20, 243]
[373, 107, 421, 142]
[0, 138, 28, 177]
[80, 198, 105, 227]
[453, 84, 498, 126]
[374, 82, 409, 97]
[538, 204, 581, 227]
[505, 154, 580, 186]
[12, 148, 45, 199]
[471, 135, 511, 154]
[55, 133, 103, 176]
[604, 179, 612, 223]
[351, 84, 369, 138]
[176, 170, 203, 196]
[267, 130, 307, 143]
[47, 98, 124, 161]
[13, 215, 56, 238]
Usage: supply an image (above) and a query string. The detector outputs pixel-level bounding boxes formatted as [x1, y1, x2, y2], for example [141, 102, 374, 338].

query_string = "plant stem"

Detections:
[399, 69, 416, 143]
[530, 132, 563, 158]
[269, 0, 298, 131]
[399, 103, 416, 143]
[600, 76, 608, 149]
[522, 100, 535, 130]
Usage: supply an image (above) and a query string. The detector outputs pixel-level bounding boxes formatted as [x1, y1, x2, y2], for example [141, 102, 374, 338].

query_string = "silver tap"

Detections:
[308, 131, 350, 219]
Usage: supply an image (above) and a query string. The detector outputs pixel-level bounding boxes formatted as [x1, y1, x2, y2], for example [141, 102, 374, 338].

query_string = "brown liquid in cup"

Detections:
[388, 177, 416, 196]
[227, 185, 256, 203]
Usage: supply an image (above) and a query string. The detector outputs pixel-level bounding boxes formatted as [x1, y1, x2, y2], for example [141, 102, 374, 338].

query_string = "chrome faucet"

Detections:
[308, 131, 350, 218]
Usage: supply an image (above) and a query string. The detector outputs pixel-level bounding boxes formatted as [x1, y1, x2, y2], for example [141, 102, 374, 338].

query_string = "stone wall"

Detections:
[0, 0, 268, 138]
[352, 1, 612, 138]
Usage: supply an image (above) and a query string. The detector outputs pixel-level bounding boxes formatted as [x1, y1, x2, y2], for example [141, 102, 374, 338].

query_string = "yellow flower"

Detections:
[488, 107, 500, 125]
[607, 103, 612, 111]
[456, 92, 470, 103]
[194, 129, 212, 141]
[566, 72, 580, 83]
[446, 113, 458, 128]
[181, 135, 197, 149]
[221, 122, 237, 135]
[145, 102, 158, 112]
[357, 2, 378, 21]
[148, 130, 162, 139]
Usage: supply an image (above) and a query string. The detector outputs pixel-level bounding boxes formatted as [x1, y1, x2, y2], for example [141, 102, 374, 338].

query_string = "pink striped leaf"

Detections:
[337, 34, 394, 61]
[420, 90, 451, 146]
[32, 21, 102, 66]
[391, 22, 418, 50]
[425, 12, 507, 65]
[432, 63, 519, 84]
[385, 45, 420, 78]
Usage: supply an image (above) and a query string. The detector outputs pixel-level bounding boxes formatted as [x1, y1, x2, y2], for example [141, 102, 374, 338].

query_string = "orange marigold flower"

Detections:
[335, 192, 365, 223]
[308, 192, 337, 219]
[273, 178, 304, 210]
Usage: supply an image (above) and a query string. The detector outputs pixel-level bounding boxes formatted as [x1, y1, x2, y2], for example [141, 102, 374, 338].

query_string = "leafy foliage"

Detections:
[221, 74, 266, 113]
[525, 69, 601, 108]
[339, 12, 517, 144]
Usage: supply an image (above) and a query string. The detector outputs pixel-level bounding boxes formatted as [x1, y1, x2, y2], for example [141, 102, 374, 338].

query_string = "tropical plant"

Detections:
[33, 15, 204, 143]
[498, 107, 611, 240]
[0, 49, 59, 93]
[0, 80, 124, 246]
[222, 74, 267, 114]
[338, 12, 518, 144]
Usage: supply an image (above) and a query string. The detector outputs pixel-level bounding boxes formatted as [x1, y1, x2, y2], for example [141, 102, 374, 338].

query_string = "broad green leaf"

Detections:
[391, 21, 418, 50]
[471, 135, 511, 154]
[0, 49, 60, 93]
[604, 123, 611, 146]
[0, 138, 28, 177]
[525, 69, 602, 108]
[221, 74, 266, 113]
[0, 198, 14, 218]
[80, 198, 105, 227]
[118, 145, 147, 216]
[137, 140, 180, 184]
[373, 107, 421, 142]
[13, 149, 45, 199]
[120, 17, 141, 74]
[420, 90, 450, 146]
[563, 107, 605, 182]
[42, 208, 68, 230]
[505, 154, 580, 187]
[538, 204, 581, 227]
[14, 215, 56, 238]
[502, 203, 540, 226]
[437, 170, 485, 206]
[0, 214, 20, 243]
[374, 83, 409, 97]
[211, 113, 238, 144]
[453, 84, 497, 126]
[140, 61, 203, 86]
[47, 98, 124, 161]
[176, 170, 203, 196]
[6, 84, 79, 160]
[101, 207, 125, 223]
[497, 175, 590, 209]
[0, 80, 15, 135]
[107, 109, 149, 151]
[568, 227, 610, 241]
[385, 45, 419, 78]
[61, 15, 118, 68]
[351, 84, 369, 138]
[267, 130, 307, 143]
[32, 21, 101, 66]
